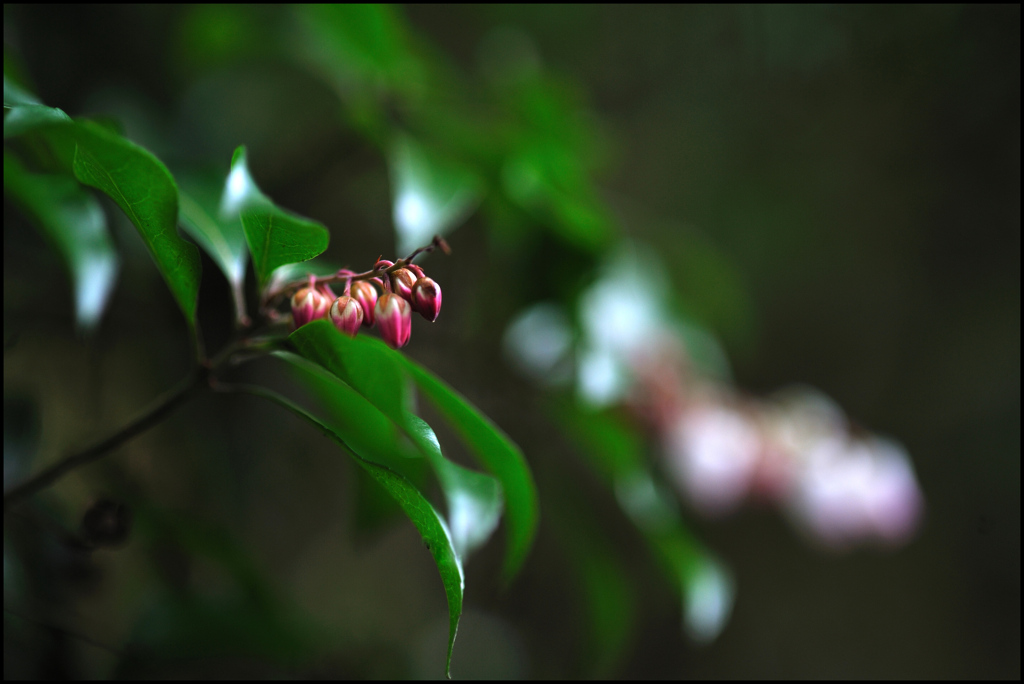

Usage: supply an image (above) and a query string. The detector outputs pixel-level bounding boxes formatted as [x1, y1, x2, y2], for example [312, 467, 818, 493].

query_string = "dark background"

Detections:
[4, 5, 1019, 678]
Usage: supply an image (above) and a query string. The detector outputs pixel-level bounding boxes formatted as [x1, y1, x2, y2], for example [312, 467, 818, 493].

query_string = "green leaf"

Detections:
[275, 350, 420, 476]
[234, 382, 463, 678]
[399, 355, 538, 583]
[278, 349, 426, 539]
[69, 120, 201, 325]
[228, 146, 329, 290]
[3, 77, 41, 105]
[4, 150, 118, 331]
[406, 414, 503, 560]
[297, 4, 421, 93]
[503, 146, 612, 253]
[290, 320, 408, 425]
[556, 402, 735, 644]
[278, 343, 503, 561]
[3, 76, 72, 139]
[549, 474, 636, 678]
[350, 458, 406, 536]
[353, 451, 462, 681]
[290, 321, 537, 580]
[242, 208, 331, 291]
[179, 189, 246, 292]
[221, 145, 268, 215]
[575, 530, 635, 676]
[390, 135, 482, 255]
[177, 170, 249, 323]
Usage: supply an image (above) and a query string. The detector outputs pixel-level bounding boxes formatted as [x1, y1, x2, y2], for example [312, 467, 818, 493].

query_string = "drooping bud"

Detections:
[411, 277, 442, 322]
[291, 286, 331, 328]
[374, 293, 412, 348]
[350, 280, 379, 327]
[329, 296, 364, 337]
[390, 267, 417, 301]
[319, 282, 336, 297]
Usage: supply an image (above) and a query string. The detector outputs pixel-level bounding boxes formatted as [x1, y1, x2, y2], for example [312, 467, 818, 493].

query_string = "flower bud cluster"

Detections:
[289, 258, 442, 349]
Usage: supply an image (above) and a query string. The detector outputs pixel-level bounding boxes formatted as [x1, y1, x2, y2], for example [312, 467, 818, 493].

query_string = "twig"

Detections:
[262, 234, 450, 308]
[3, 367, 208, 511]
[1, 329, 294, 510]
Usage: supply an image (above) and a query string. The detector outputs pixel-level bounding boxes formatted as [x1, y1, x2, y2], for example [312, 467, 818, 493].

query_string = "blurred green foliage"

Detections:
[3, 4, 1018, 679]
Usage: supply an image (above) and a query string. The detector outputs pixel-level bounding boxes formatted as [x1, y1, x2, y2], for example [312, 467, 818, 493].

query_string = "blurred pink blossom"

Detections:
[787, 436, 923, 549]
[663, 403, 762, 516]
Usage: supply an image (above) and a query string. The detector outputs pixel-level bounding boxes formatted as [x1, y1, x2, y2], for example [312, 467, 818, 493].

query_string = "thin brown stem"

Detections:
[2, 333, 290, 511]
[3, 368, 206, 511]
[262, 235, 450, 308]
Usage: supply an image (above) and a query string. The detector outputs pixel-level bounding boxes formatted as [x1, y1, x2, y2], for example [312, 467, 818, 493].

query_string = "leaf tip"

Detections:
[230, 145, 248, 167]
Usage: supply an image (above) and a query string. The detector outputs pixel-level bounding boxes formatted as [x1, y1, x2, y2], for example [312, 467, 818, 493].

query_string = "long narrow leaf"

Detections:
[400, 357, 538, 583]
[177, 172, 249, 323]
[289, 322, 536, 580]
[277, 349, 503, 561]
[3, 150, 118, 331]
[230, 382, 463, 678]
[556, 401, 735, 644]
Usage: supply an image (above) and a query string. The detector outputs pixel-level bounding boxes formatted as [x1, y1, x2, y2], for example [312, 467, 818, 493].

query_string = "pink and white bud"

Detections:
[390, 267, 418, 301]
[374, 293, 412, 348]
[412, 277, 442, 322]
[291, 286, 331, 329]
[406, 263, 425, 279]
[350, 280, 379, 327]
[329, 296, 364, 337]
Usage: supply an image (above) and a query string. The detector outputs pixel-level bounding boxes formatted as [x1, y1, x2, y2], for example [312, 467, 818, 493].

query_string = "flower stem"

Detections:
[262, 235, 450, 307]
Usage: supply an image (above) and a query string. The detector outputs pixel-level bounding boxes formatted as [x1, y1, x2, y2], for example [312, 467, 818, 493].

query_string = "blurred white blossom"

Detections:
[503, 242, 924, 549]
[663, 403, 762, 516]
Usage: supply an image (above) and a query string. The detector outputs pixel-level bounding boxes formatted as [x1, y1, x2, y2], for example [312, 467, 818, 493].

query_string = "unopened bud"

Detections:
[390, 267, 417, 301]
[291, 286, 331, 328]
[406, 263, 425, 279]
[329, 296, 364, 337]
[412, 277, 442, 322]
[350, 280, 379, 327]
[374, 293, 412, 348]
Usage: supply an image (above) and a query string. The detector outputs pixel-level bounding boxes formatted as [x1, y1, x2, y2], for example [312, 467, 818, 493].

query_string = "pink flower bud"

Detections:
[329, 295, 364, 337]
[374, 293, 412, 348]
[412, 277, 442, 322]
[291, 286, 331, 328]
[350, 280, 379, 327]
[406, 263, 425, 279]
[390, 267, 417, 301]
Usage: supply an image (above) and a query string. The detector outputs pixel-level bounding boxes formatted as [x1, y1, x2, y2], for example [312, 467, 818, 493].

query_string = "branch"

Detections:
[3, 367, 207, 511]
[1, 330, 293, 511]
